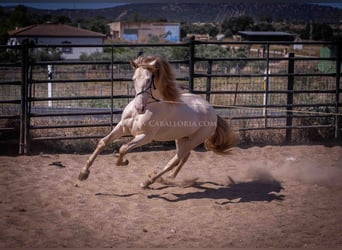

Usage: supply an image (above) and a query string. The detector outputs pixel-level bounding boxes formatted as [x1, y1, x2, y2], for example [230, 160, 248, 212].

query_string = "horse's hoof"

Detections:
[78, 170, 90, 181]
[140, 179, 152, 189]
[117, 159, 129, 166]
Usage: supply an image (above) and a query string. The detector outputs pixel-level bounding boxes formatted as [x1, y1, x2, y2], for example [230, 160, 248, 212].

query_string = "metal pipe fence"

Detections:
[0, 39, 340, 154]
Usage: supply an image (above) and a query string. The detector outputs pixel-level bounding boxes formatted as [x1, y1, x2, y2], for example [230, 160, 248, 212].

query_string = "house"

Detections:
[108, 21, 180, 43]
[8, 24, 106, 60]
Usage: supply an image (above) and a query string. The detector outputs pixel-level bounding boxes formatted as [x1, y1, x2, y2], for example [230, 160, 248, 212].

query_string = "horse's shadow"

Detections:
[147, 179, 285, 204]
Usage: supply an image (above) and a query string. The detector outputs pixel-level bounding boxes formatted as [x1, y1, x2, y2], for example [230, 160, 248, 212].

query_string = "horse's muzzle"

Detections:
[135, 103, 146, 114]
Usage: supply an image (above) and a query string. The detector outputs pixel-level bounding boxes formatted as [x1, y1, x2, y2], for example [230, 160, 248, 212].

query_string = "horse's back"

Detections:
[180, 93, 216, 118]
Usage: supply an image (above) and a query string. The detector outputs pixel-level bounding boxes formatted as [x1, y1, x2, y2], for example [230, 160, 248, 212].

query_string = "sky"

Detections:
[0, 0, 341, 10]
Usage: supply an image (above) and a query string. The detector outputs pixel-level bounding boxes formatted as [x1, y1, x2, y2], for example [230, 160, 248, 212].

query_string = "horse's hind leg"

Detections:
[116, 133, 151, 166]
[141, 154, 181, 188]
[142, 130, 213, 188]
[79, 122, 125, 181]
[168, 152, 190, 179]
[141, 137, 192, 188]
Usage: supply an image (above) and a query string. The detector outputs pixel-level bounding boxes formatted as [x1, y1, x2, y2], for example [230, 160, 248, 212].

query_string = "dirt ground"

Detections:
[0, 144, 341, 248]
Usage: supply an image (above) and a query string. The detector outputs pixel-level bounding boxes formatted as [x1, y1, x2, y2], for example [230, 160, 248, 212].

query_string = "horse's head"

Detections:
[130, 57, 159, 114]
[130, 55, 180, 114]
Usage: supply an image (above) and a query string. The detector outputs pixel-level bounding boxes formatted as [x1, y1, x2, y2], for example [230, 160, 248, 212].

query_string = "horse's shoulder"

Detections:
[121, 101, 136, 118]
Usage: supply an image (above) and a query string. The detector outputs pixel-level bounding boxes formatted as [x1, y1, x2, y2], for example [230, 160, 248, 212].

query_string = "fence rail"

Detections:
[0, 39, 341, 154]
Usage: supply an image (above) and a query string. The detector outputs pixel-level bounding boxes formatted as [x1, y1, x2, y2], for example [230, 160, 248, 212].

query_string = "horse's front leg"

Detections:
[78, 122, 125, 181]
[116, 133, 151, 166]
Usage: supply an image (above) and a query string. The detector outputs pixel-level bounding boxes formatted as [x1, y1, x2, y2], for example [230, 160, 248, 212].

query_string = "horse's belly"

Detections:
[152, 123, 200, 141]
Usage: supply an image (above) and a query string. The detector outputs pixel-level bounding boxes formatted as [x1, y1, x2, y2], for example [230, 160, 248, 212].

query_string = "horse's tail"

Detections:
[204, 115, 237, 155]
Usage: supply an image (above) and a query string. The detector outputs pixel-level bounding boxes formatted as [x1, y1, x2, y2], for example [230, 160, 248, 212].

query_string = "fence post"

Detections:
[286, 52, 295, 142]
[263, 68, 270, 117]
[110, 45, 114, 130]
[19, 44, 29, 154]
[335, 42, 341, 139]
[264, 43, 270, 128]
[188, 36, 195, 93]
[206, 60, 212, 102]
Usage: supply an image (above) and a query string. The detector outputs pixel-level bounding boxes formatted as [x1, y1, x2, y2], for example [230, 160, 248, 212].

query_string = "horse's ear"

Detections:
[148, 59, 157, 67]
[148, 59, 158, 73]
[130, 59, 138, 69]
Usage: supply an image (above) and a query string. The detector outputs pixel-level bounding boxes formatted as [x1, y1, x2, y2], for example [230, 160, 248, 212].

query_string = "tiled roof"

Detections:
[8, 24, 106, 38]
[238, 31, 294, 36]
[237, 31, 295, 41]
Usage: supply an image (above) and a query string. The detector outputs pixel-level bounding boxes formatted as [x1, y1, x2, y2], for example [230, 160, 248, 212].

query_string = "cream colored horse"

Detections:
[79, 56, 236, 188]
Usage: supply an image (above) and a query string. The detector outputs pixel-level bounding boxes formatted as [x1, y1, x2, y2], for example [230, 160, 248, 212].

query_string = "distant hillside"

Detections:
[9, 2, 342, 23]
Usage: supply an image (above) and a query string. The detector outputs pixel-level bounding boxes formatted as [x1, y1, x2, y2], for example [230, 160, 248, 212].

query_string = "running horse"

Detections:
[78, 55, 236, 188]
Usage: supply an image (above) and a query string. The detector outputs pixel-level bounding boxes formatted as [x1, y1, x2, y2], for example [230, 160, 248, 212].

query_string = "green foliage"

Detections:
[195, 44, 248, 70]
[222, 15, 254, 36]
[80, 51, 111, 61]
[71, 17, 110, 35]
[301, 22, 334, 41]
[253, 23, 275, 32]
[54, 15, 71, 24]
[30, 48, 62, 62]
[0, 46, 21, 63]
[148, 35, 161, 43]
[181, 23, 219, 38]
[9, 5, 37, 27]
[170, 47, 189, 61]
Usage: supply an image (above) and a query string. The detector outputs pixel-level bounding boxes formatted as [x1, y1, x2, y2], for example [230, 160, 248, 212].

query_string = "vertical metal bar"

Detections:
[26, 59, 33, 153]
[286, 52, 295, 142]
[111, 45, 114, 130]
[335, 42, 341, 139]
[19, 44, 29, 154]
[264, 43, 270, 128]
[188, 36, 195, 93]
[206, 59, 212, 102]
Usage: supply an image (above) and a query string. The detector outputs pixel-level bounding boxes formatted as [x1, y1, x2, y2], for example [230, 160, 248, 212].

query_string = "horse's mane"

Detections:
[135, 56, 180, 102]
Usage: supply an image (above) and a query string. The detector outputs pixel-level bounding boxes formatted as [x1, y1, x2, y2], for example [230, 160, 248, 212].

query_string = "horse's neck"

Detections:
[151, 88, 163, 101]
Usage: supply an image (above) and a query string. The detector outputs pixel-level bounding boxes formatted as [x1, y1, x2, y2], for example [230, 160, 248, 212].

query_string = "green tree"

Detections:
[91, 16, 110, 34]
[301, 22, 333, 41]
[53, 15, 71, 24]
[222, 15, 254, 36]
[0, 7, 10, 44]
[9, 5, 34, 28]
[31, 47, 62, 61]
[253, 23, 275, 32]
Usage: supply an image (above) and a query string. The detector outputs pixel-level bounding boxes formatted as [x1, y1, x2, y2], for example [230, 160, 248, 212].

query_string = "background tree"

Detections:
[301, 22, 333, 41]
[53, 15, 71, 24]
[222, 15, 254, 36]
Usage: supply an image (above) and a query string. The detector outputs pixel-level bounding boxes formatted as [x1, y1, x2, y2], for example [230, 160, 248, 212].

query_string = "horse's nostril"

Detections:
[135, 104, 145, 114]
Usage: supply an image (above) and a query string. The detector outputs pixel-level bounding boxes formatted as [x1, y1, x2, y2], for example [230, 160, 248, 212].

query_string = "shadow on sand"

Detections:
[147, 179, 284, 204]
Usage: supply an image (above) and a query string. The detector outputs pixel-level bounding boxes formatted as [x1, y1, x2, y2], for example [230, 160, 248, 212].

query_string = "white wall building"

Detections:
[108, 21, 180, 43]
[8, 24, 105, 60]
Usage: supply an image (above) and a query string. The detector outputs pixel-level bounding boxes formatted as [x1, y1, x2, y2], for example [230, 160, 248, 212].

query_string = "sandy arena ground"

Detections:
[0, 144, 341, 247]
